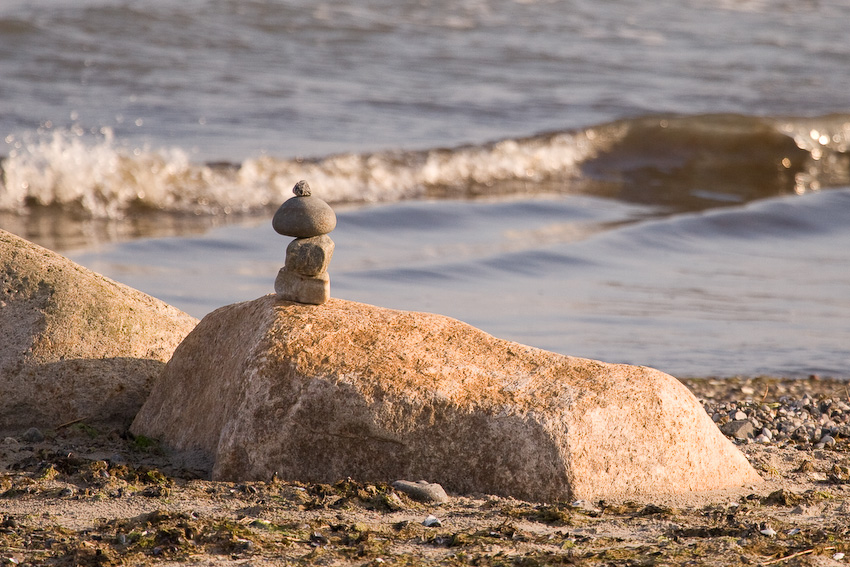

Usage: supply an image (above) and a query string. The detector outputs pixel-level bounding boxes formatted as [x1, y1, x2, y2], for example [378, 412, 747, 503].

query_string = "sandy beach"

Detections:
[1, 376, 848, 566]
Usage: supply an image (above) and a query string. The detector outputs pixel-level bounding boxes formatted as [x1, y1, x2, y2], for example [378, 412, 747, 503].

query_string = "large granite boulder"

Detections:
[0, 229, 198, 433]
[132, 295, 761, 501]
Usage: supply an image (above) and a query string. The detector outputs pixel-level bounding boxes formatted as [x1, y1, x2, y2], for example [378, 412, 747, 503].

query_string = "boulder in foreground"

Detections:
[132, 295, 761, 502]
[0, 230, 198, 433]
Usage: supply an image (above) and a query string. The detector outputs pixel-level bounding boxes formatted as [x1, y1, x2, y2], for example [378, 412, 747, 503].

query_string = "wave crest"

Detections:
[2, 113, 849, 219]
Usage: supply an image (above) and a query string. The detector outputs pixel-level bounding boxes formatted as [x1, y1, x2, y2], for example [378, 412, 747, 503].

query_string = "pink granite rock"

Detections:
[132, 295, 761, 502]
[0, 229, 198, 433]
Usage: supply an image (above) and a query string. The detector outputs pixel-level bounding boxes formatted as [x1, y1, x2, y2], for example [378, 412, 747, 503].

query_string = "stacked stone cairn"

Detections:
[272, 180, 337, 305]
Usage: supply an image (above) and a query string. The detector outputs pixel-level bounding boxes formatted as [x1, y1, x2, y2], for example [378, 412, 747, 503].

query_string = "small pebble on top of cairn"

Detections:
[272, 180, 336, 305]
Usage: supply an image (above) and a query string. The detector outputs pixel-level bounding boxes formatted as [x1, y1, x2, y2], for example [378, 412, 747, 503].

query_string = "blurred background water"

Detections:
[2, 0, 849, 378]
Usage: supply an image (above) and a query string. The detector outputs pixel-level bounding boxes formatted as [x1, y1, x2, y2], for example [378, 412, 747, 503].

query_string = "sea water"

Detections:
[1, 0, 849, 378]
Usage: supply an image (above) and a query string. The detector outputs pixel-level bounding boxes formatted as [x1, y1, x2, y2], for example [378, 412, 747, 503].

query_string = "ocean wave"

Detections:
[2, 113, 849, 218]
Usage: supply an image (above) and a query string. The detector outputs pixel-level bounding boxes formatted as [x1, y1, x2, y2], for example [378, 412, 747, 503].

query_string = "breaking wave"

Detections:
[2, 113, 849, 219]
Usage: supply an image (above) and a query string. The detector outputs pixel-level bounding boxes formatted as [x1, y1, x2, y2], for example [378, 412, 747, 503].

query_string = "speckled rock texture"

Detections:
[285, 235, 335, 277]
[131, 294, 761, 502]
[274, 269, 330, 305]
[0, 229, 198, 433]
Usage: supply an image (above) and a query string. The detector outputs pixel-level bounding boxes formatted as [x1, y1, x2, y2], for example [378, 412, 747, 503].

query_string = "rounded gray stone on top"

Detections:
[272, 181, 337, 238]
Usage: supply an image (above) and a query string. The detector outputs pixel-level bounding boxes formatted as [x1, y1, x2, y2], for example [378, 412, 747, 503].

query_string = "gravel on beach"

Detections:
[688, 376, 850, 448]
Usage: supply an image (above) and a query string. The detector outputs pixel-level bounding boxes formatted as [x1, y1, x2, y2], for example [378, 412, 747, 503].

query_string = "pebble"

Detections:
[701, 389, 850, 447]
[819, 434, 836, 447]
[422, 515, 442, 527]
[21, 427, 44, 443]
[720, 420, 754, 440]
[392, 480, 449, 503]
[272, 181, 337, 238]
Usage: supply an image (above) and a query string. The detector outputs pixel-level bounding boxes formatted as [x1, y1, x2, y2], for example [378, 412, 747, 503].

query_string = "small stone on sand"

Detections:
[392, 480, 449, 503]
[720, 420, 755, 440]
[22, 427, 44, 443]
[422, 515, 442, 527]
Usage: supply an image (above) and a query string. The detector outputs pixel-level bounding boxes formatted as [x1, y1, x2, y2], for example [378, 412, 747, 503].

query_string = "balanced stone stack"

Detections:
[272, 181, 337, 305]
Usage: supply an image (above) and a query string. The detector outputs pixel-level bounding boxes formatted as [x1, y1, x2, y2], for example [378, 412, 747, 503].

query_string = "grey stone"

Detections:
[392, 480, 449, 503]
[721, 419, 755, 440]
[819, 434, 836, 447]
[21, 427, 44, 443]
[272, 182, 336, 238]
[292, 180, 311, 197]
[274, 269, 330, 305]
[285, 235, 335, 277]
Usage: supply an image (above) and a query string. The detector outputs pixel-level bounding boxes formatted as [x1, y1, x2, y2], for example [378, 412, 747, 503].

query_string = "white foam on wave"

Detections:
[1, 128, 276, 217]
[4, 114, 849, 220]
[1, 126, 588, 218]
[243, 131, 588, 203]
[19, 113, 847, 220]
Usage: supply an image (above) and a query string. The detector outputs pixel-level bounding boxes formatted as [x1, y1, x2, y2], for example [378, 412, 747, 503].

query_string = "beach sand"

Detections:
[1, 376, 848, 566]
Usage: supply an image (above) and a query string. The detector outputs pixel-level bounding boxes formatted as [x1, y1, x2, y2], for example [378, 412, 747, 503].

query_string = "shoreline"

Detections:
[1, 376, 848, 566]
